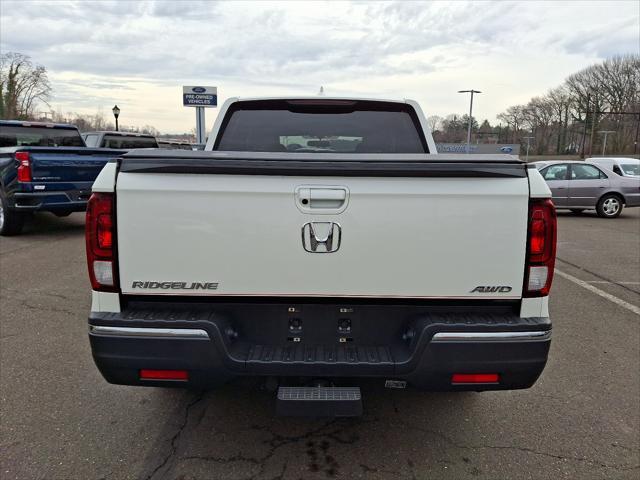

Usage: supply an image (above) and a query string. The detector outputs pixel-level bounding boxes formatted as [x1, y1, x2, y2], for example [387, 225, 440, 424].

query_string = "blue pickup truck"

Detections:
[0, 120, 122, 235]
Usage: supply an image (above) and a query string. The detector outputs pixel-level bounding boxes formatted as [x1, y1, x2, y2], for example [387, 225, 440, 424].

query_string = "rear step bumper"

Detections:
[12, 189, 92, 211]
[88, 303, 551, 391]
[277, 387, 363, 417]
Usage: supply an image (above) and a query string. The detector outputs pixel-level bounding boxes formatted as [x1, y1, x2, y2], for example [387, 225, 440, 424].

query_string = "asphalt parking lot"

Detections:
[1, 209, 639, 480]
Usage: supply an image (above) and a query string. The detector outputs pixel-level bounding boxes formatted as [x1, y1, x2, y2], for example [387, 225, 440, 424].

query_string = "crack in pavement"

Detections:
[396, 418, 639, 472]
[177, 418, 364, 479]
[20, 299, 78, 317]
[389, 395, 639, 473]
[1, 287, 84, 303]
[556, 257, 640, 296]
[144, 391, 206, 480]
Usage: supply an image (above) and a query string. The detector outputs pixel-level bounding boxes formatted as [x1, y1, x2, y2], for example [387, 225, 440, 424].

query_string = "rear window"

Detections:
[0, 125, 84, 147]
[621, 164, 640, 176]
[102, 135, 158, 149]
[214, 100, 428, 153]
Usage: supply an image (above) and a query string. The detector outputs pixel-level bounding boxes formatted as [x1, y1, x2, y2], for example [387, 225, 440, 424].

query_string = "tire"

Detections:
[0, 194, 26, 236]
[596, 194, 623, 219]
[53, 210, 73, 217]
[570, 209, 584, 215]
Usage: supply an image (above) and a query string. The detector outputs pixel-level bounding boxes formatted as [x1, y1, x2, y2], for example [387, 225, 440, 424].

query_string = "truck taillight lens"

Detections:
[15, 152, 32, 182]
[86, 193, 118, 292]
[524, 199, 556, 297]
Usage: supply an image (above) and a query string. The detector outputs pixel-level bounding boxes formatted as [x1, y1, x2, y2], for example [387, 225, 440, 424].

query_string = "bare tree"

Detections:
[426, 115, 442, 133]
[547, 86, 573, 154]
[497, 105, 526, 143]
[0, 52, 52, 119]
[141, 125, 160, 136]
[496, 55, 639, 155]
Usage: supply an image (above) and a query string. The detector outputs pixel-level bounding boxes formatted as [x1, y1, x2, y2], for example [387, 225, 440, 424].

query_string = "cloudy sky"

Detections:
[1, 0, 638, 133]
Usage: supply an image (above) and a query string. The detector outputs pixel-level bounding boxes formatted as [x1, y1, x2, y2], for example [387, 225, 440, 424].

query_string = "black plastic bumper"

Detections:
[88, 301, 551, 391]
[12, 190, 91, 212]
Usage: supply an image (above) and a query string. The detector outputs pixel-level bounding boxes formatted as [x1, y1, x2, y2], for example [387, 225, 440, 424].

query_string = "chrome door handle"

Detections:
[295, 186, 349, 213]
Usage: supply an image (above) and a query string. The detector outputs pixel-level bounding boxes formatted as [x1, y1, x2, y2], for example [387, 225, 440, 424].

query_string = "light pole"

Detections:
[112, 105, 120, 131]
[523, 136, 535, 162]
[458, 89, 481, 153]
[597, 130, 615, 156]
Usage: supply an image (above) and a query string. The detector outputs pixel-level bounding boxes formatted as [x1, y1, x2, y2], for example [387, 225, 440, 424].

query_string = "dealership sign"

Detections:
[182, 86, 217, 107]
[436, 143, 521, 155]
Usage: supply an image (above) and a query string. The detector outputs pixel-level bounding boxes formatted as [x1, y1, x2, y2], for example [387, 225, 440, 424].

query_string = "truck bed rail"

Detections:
[118, 151, 526, 178]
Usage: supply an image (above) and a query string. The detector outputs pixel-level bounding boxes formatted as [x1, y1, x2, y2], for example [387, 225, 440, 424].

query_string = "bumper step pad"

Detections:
[247, 344, 393, 365]
[276, 386, 363, 417]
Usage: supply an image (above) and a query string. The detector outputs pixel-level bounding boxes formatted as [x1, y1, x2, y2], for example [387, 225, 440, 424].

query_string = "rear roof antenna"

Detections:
[318, 86, 325, 96]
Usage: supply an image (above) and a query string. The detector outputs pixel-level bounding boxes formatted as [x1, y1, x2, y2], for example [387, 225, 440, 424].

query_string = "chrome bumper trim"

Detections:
[89, 325, 210, 339]
[431, 330, 551, 342]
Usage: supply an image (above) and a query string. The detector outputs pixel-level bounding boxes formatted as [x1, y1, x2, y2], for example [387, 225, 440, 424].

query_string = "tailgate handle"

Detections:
[296, 186, 349, 213]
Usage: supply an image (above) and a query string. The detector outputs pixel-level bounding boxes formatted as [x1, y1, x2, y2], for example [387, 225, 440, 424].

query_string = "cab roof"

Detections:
[0, 120, 79, 130]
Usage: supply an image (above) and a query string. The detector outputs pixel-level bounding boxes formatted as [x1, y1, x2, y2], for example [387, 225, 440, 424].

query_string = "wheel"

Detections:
[0, 193, 26, 236]
[596, 194, 623, 219]
[53, 210, 73, 217]
[570, 209, 584, 215]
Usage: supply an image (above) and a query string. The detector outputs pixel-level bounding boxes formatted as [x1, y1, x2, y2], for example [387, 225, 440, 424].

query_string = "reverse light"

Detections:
[451, 373, 499, 384]
[524, 199, 557, 297]
[93, 260, 114, 286]
[140, 369, 189, 381]
[527, 266, 548, 291]
[86, 193, 118, 292]
[15, 151, 32, 182]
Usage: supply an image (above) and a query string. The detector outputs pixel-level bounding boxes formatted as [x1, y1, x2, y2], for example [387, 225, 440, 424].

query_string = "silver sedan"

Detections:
[533, 160, 640, 218]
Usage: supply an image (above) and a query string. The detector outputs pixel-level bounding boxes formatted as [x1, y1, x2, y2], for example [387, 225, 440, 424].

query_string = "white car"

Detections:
[587, 157, 640, 178]
[85, 97, 556, 416]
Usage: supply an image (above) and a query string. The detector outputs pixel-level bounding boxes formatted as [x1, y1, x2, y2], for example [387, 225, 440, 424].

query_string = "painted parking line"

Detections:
[555, 269, 640, 316]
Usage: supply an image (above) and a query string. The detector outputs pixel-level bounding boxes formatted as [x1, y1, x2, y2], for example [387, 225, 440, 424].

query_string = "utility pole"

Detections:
[635, 112, 640, 155]
[588, 94, 598, 156]
[523, 136, 535, 162]
[597, 131, 615, 156]
[580, 93, 590, 159]
[458, 89, 481, 153]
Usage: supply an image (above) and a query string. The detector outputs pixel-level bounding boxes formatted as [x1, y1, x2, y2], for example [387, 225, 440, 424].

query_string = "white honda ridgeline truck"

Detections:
[86, 98, 556, 416]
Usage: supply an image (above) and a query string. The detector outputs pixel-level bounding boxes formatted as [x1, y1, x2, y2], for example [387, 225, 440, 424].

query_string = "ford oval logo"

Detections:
[192, 87, 206, 93]
[500, 146, 513, 153]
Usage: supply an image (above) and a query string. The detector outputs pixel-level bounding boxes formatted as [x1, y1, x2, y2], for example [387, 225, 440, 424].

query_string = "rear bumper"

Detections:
[623, 192, 640, 208]
[88, 302, 551, 391]
[12, 189, 91, 212]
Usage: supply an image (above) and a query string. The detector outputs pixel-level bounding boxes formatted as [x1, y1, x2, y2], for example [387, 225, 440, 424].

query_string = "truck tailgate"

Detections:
[116, 162, 529, 299]
[28, 147, 122, 183]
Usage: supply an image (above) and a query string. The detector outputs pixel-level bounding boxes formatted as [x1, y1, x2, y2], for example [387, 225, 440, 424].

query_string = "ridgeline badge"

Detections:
[132, 281, 218, 290]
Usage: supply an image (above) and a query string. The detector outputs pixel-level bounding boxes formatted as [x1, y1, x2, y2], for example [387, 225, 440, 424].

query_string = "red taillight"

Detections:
[140, 369, 189, 381]
[86, 193, 118, 292]
[524, 198, 557, 297]
[451, 373, 499, 384]
[97, 214, 113, 249]
[15, 151, 32, 182]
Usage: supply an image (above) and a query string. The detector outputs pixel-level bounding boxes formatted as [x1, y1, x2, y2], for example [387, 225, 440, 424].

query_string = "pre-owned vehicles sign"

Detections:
[182, 86, 217, 107]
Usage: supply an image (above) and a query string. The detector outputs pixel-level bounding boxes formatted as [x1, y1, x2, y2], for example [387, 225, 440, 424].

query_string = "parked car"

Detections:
[82, 131, 158, 149]
[587, 157, 640, 178]
[533, 160, 640, 218]
[0, 121, 124, 235]
[87, 97, 555, 416]
[158, 139, 193, 150]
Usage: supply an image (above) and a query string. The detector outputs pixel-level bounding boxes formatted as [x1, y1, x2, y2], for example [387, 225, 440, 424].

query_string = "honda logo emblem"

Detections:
[301, 222, 341, 253]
